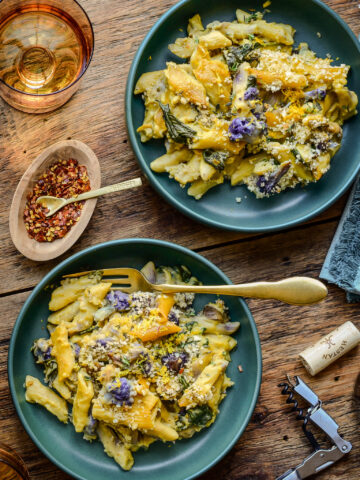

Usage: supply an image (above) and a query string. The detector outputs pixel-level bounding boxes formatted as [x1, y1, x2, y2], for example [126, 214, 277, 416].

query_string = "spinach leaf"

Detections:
[178, 375, 189, 390]
[203, 150, 229, 171]
[188, 405, 213, 427]
[179, 265, 192, 283]
[158, 102, 196, 144]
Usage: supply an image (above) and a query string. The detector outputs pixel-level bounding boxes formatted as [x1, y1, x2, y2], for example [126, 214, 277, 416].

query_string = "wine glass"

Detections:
[0, 0, 94, 113]
[0, 442, 30, 480]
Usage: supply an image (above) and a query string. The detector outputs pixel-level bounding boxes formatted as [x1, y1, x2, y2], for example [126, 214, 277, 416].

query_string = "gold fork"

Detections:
[63, 268, 328, 305]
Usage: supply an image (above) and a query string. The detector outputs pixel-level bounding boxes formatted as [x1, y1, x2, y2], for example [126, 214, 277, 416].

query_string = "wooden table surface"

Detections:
[1, 0, 360, 478]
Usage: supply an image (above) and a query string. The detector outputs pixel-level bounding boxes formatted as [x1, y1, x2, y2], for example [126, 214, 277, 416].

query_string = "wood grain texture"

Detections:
[1, 219, 359, 479]
[0, 0, 360, 479]
[0, 0, 353, 294]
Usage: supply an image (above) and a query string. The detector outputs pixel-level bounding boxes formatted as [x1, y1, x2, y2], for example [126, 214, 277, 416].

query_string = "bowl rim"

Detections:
[0, 0, 95, 98]
[8, 237, 262, 480]
[125, 0, 360, 233]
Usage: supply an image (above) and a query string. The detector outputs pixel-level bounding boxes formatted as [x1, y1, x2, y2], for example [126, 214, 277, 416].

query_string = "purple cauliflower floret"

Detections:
[106, 378, 134, 406]
[142, 360, 152, 375]
[106, 290, 130, 311]
[42, 347, 52, 360]
[229, 117, 255, 141]
[83, 413, 98, 437]
[244, 86, 259, 101]
[168, 310, 180, 325]
[96, 338, 113, 347]
[32, 341, 52, 363]
[316, 141, 328, 152]
[316, 140, 338, 152]
[73, 343, 81, 357]
[229, 117, 266, 143]
[161, 352, 189, 373]
[304, 88, 326, 101]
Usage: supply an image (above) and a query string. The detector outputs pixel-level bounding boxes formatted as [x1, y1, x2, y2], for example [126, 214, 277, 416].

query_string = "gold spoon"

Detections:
[36, 178, 142, 217]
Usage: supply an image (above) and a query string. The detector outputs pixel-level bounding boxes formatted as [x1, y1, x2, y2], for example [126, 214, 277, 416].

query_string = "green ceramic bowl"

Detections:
[8, 239, 261, 480]
[126, 0, 360, 232]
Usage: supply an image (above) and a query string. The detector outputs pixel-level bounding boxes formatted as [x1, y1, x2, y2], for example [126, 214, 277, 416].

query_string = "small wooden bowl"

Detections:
[9, 140, 101, 262]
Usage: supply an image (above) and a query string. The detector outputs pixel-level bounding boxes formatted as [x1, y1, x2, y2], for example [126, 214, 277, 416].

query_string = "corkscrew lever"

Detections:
[276, 376, 352, 480]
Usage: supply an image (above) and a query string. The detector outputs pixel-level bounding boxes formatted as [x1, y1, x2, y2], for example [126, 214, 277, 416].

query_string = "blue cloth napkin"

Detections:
[320, 176, 360, 302]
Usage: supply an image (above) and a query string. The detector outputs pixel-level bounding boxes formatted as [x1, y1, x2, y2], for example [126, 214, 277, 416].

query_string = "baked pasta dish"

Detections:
[135, 9, 358, 199]
[25, 262, 240, 470]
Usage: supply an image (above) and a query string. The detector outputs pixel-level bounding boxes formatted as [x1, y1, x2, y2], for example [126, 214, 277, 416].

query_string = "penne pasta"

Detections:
[73, 369, 94, 433]
[51, 324, 75, 382]
[26, 266, 240, 470]
[97, 424, 134, 471]
[25, 376, 68, 423]
[134, 8, 357, 199]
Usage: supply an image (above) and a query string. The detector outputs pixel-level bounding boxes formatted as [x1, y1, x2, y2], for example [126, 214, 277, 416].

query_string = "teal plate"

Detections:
[8, 239, 261, 480]
[126, 0, 360, 232]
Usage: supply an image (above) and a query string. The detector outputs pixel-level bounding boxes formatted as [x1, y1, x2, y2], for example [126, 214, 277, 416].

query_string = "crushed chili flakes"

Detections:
[24, 158, 91, 242]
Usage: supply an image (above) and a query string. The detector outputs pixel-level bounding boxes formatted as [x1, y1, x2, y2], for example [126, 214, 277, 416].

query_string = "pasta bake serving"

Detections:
[135, 8, 358, 199]
[25, 263, 240, 470]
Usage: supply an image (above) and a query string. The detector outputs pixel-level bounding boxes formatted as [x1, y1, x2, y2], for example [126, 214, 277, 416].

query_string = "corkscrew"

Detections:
[276, 375, 352, 480]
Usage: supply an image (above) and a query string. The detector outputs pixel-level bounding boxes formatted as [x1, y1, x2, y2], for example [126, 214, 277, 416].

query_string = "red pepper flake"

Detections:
[24, 158, 91, 242]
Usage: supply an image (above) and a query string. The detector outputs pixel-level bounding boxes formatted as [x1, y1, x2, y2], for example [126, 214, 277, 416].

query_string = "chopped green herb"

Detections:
[224, 43, 261, 72]
[178, 375, 189, 390]
[121, 357, 130, 367]
[78, 325, 100, 335]
[229, 62, 239, 72]
[291, 148, 303, 162]
[184, 320, 198, 331]
[43, 359, 58, 385]
[244, 12, 259, 23]
[247, 75, 257, 88]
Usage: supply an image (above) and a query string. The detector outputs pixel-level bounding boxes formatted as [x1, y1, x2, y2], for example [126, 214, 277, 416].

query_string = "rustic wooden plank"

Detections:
[0, 193, 346, 296]
[1, 218, 359, 479]
[199, 219, 360, 479]
[0, 0, 355, 294]
[0, 1, 359, 479]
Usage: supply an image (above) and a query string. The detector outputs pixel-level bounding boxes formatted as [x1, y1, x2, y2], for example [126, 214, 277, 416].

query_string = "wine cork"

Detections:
[299, 321, 360, 376]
